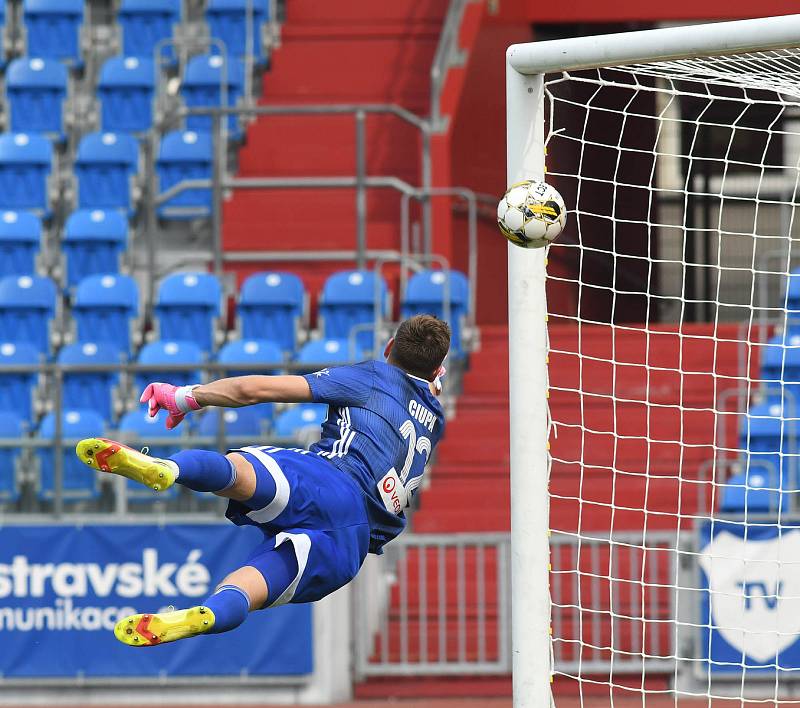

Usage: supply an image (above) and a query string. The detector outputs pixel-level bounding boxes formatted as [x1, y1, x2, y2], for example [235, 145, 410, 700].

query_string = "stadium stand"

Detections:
[97, 56, 156, 134]
[154, 272, 222, 353]
[22, 0, 84, 67]
[296, 337, 360, 371]
[72, 274, 139, 354]
[135, 340, 203, 393]
[0, 210, 41, 277]
[0, 411, 23, 502]
[182, 53, 245, 137]
[0, 341, 40, 423]
[318, 270, 388, 352]
[156, 130, 213, 219]
[63, 210, 129, 288]
[217, 338, 282, 375]
[198, 405, 273, 440]
[5, 57, 68, 141]
[74, 132, 140, 213]
[0, 274, 57, 356]
[0, 132, 54, 216]
[273, 403, 328, 439]
[238, 271, 306, 354]
[38, 409, 105, 501]
[205, 0, 270, 65]
[58, 342, 121, 424]
[760, 333, 800, 401]
[402, 269, 469, 356]
[118, 0, 181, 61]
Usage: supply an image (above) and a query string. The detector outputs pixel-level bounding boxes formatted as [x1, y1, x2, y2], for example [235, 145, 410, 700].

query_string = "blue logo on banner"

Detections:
[0, 524, 313, 678]
[698, 520, 800, 674]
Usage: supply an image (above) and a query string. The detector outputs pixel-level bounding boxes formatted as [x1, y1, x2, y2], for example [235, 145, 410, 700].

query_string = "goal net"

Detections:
[507, 19, 800, 707]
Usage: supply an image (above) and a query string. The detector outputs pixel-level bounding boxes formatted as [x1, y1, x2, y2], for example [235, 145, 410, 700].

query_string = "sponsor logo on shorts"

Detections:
[377, 468, 406, 515]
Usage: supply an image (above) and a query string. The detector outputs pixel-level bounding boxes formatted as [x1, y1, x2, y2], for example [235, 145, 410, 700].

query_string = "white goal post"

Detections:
[506, 15, 800, 708]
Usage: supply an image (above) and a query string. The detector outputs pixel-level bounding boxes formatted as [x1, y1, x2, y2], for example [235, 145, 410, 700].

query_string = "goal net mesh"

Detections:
[544, 47, 800, 703]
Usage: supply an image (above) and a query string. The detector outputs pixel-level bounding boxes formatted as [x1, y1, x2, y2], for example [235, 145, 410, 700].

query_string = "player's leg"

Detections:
[114, 540, 299, 647]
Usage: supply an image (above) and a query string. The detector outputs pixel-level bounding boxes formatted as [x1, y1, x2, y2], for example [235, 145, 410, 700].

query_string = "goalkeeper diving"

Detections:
[76, 314, 449, 646]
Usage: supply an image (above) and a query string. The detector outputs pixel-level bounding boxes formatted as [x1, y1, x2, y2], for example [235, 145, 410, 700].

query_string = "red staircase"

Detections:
[359, 322, 752, 698]
[223, 0, 448, 303]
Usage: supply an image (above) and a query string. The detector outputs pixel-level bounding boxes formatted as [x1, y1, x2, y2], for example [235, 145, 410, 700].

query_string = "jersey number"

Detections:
[399, 419, 431, 482]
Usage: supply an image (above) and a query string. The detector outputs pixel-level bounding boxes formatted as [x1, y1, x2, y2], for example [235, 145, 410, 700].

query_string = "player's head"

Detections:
[384, 314, 451, 381]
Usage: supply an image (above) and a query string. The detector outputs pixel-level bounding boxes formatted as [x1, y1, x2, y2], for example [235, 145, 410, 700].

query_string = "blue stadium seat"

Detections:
[0, 4, 6, 69]
[63, 210, 128, 289]
[155, 272, 221, 353]
[197, 405, 272, 441]
[0, 275, 56, 356]
[6, 57, 68, 140]
[73, 274, 139, 355]
[739, 400, 799, 489]
[97, 57, 156, 134]
[719, 469, 788, 514]
[296, 338, 362, 371]
[0, 412, 24, 502]
[118, 0, 180, 61]
[218, 339, 282, 376]
[156, 131, 213, 219]
[23, 0, 84, 66]
[0, 211, 41, 277]
[402, 270, 469, 356]
[239, 271, 305, 354]
[182, 54, 245, 138]
[273, 403, 327, 439]
[0, 133, 53, 216]
[318, 270, 388, 352]
[58, 342, 121, 423]
[0, 342, 39, 423]
[135, 340, 203, 393]
[116, 408, 181, 501]
[206, 0, 269, 65]
[75, 132, 140, 213]
[760, 334, 800, 403]
[38, 409, 104, 501]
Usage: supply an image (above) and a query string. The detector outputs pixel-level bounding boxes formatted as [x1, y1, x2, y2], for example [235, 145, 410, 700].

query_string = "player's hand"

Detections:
[139, 382, 202, 430]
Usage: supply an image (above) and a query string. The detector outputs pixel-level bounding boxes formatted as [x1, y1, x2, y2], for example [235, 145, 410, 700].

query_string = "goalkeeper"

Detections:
[76, 315, 449, 647]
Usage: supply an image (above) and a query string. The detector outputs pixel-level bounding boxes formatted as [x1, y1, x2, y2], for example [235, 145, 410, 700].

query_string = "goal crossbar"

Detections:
[508, 13, 800, 75]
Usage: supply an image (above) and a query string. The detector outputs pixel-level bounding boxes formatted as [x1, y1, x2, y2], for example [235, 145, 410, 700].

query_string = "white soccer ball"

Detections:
[496, 179, 567, 248]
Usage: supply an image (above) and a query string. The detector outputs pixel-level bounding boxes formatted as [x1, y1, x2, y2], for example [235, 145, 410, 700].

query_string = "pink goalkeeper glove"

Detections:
[139, 382, 203, 430]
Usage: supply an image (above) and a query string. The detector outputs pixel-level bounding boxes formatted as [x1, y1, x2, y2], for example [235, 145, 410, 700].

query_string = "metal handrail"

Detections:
[430, 0, 475, 131]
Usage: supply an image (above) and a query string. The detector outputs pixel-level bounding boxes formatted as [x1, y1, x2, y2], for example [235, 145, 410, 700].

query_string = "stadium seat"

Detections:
[402, 269, 470, 356]
[0, 133, 54, 216]
[97, 57, 156, 134]
[63, 210, 128, 289]
[6, 57, 68, 140]
[197, 405, 273, 442]
[58, 342, 121, 423]
[154, 272, 222, 353]
[23, 0, 84, 66]
[118, 0, 180, 61]
[0, 412, 24, 502]
[117, 408, 182, 500]
[135, 340, 203, 393]
[273, 403, 327, 439]
[760, 333, 800, 403]
[296, 338, 362, 372]
[739, 400, 798, 489]
[156, 131, 213, 219]
[73, 274, 139, 355]
[217, 339, 282, 375]
[318, 270, 388, 352]
[238, 271, 305, 354]
[0, 342, 40, 423]
[0, 211, 41, 277]
[719, 466, 789, 514]
[38, 409, 104, 501]
[0, 275, 57, 356]
[206, 0, 270, 65]
[182, 54, 245, 138]
[75, 132, 140, 213]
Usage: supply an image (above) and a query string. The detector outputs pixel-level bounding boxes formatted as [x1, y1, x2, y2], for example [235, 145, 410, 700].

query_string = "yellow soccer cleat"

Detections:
[75, 437, 177, 492]
[115, 607, 216, 647]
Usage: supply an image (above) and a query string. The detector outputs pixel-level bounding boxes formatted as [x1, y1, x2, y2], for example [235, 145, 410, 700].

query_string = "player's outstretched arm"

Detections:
[140, 375, 312, 429]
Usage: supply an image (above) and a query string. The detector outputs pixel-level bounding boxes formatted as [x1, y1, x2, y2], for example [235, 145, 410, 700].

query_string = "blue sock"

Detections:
[258, 542, 299, 607]
[170, 449, 237, 493]
[203, 584, 250, 634]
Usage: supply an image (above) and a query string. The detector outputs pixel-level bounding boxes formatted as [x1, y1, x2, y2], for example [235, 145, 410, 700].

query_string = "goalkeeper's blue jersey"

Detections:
[303, 361, 445, 553]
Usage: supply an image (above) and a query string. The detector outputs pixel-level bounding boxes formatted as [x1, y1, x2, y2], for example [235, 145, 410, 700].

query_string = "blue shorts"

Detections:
[225, 446, 371, 607]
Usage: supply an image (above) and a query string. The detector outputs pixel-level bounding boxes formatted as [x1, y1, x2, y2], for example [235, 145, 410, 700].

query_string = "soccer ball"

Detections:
[496, 180, 567, 248]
